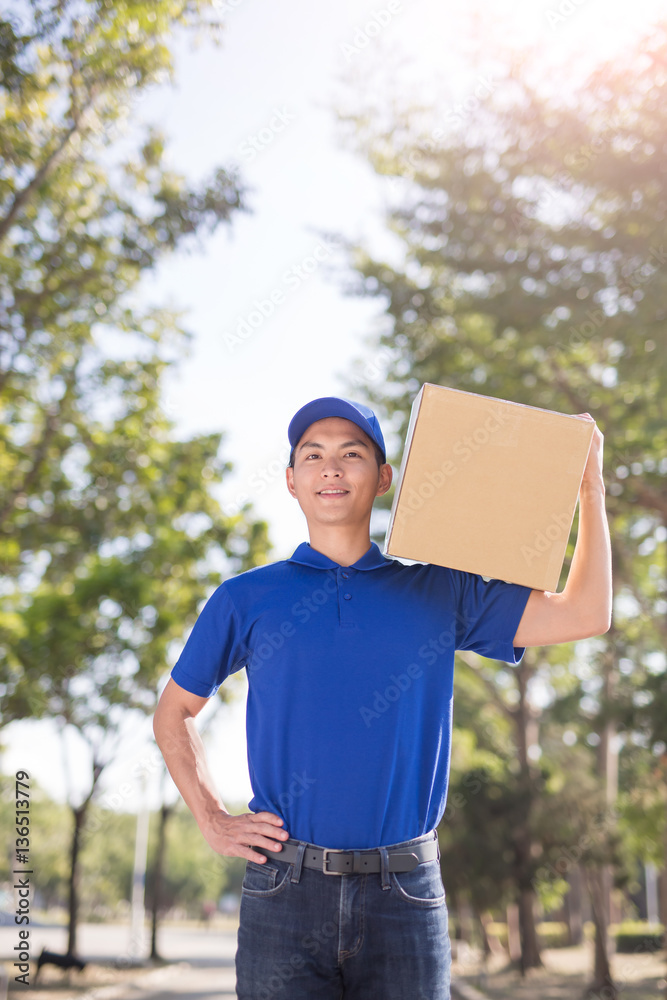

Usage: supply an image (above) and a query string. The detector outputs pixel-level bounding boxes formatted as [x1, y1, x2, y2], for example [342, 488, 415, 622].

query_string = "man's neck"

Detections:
[306, 526, 373, 567]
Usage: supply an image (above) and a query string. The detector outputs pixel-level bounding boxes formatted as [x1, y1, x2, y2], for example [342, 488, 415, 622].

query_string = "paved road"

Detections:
[1, 921, 238, 999]
[85, 961, 238, 1000]
[0, 920, 238, 965]
[1, 920, 479, 999]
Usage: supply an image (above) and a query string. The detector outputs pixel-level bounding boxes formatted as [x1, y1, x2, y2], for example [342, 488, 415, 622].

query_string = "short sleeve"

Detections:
[171, 585, 249, 698]
[450, 570, 532, 664]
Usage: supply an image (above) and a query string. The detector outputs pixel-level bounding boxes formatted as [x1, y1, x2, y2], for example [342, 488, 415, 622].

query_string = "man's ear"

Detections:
[376, 463, 393, 497]
[286, 465, 297, 498]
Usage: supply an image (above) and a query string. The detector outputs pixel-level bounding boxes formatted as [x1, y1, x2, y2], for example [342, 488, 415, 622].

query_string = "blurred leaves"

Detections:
[341, 17, 667, 931]
[0, 0, 269, 762]
[0, 0, 270, 952]
[0, 778, 245, 915]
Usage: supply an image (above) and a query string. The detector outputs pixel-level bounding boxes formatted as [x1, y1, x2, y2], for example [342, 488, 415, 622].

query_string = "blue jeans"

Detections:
[235, 831, 451, 999]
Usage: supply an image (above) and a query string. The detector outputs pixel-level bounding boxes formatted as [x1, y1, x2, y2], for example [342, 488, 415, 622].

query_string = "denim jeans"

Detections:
[235, 831, 451, 999]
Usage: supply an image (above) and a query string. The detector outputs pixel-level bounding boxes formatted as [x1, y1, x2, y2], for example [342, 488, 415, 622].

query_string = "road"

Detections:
[0, 919, 482, 999]
[79, 960, 238, 1000]
[0, 920, 238, 999]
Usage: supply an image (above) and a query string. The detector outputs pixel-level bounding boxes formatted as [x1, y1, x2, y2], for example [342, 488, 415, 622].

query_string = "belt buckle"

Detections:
[322, 848, 345, 875]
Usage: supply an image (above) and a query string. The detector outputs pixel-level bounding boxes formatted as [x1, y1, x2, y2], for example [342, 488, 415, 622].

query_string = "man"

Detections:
[153, 395, 611, 999]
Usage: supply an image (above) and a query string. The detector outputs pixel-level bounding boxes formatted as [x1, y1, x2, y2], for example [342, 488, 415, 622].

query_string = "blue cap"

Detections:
[288, 396, 386, 463]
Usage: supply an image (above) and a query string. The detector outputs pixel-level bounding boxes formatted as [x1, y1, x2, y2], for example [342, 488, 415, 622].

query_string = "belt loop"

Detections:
[379, 846, 390, 890]
[291, 841, 306, 883]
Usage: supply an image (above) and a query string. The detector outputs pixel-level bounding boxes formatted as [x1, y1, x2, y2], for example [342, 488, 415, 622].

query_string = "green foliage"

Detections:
[440, 765, 531, 913]
[0, 776, 247, 917]
[612, 921, 664, 954]
[487, 920, 570, 949]
[0, 0, 270, 728]
[616, 747, 665, 867]
[80, 806, 138, 916]
[145, 804, 244, 914]
[341, 27, 667, 946]
[0, 0, 271, 939]
[342, 20, 667, 569]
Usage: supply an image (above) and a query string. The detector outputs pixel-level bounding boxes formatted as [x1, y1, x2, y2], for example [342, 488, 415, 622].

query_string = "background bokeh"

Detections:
[1, 0, 666, 991]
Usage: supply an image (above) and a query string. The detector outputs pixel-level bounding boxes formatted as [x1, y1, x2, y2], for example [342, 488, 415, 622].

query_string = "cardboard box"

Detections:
[384, 383, 595, 591]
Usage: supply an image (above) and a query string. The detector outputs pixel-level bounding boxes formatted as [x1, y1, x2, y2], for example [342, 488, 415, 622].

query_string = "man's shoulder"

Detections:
[221, 556, 296, 595]
[231, 555, 292, 578]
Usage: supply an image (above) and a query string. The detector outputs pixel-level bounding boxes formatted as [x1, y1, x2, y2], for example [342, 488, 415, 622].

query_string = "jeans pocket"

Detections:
[241, 860, 292, 898]
[390, 859, 446, 908]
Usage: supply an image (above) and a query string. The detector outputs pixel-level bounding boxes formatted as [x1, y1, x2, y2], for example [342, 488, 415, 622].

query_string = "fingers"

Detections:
[252, 810, 289, 827]
[230, 824, 287, 865]
[245, 812, 290, 847]
[245, 826, 289, 853]
[244, 844, 278, 864]
[205, 810, 289, 864]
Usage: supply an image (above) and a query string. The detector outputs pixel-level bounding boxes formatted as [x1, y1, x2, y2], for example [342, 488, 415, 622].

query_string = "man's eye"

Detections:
[345, 451, 360, 457]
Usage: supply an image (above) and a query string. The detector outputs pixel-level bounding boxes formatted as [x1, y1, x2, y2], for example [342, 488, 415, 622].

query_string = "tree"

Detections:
[0, 0, 270, 960]
[147, 804, 245, 916]
[338, 20, 667, 989]
[0, 0, 244, 587]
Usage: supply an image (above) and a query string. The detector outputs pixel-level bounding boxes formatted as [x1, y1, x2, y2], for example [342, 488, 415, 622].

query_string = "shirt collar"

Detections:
[288, 541, 390, 572]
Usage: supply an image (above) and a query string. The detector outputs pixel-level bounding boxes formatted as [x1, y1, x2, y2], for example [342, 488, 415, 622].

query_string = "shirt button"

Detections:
[341, 572, 349, 579]
[344, 593, 352, 600]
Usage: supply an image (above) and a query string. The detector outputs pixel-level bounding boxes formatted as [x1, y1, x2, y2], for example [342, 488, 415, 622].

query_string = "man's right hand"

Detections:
[202, 809, 290, 864]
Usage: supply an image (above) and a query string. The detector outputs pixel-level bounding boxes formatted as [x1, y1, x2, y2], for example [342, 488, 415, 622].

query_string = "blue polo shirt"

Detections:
[171, 542, 531, 849]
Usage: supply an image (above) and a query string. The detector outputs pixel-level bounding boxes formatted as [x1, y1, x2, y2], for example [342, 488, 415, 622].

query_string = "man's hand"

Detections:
[202, 809, 289, 865]
[578, 413, 605, 492]
[513, 413, 611, 647]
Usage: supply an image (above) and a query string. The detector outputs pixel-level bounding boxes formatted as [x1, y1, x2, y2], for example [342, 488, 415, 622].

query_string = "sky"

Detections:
[1, 0, 664, 811]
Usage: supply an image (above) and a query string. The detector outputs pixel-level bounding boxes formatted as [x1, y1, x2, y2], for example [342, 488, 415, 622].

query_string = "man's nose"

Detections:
[321, 457, 343, 476]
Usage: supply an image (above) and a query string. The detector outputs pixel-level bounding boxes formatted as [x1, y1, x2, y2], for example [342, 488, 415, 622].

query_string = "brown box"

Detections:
[384, 383, 595, 591]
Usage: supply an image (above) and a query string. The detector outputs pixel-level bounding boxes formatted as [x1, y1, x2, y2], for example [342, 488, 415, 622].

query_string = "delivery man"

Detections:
[153, 395, 611, 1000]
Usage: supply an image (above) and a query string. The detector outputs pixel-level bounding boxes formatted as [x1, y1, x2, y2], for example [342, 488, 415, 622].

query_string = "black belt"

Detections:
[255, 834, 439, 875]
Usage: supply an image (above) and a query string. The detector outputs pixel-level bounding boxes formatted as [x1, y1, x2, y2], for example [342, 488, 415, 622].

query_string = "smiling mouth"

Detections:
[317, 489, 349, 495]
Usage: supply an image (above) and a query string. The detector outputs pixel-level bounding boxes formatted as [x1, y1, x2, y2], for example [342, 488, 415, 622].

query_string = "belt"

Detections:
[255, 834, 439, 875]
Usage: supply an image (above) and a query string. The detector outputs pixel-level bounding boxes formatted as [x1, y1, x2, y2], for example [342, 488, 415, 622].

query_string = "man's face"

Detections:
[286, 417, 392, 529]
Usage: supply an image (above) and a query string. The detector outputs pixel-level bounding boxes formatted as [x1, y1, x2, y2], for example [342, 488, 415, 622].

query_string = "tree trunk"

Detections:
[449, 890, 463, 942]
[480, 911, 507, 959]
[662, 763, 667, 1000]
[586, 866, 618, 1000]
[64, 749, 104, 962]
[506, 903, 521, 963]
[66, 804, 87, 959]
[150, 803, 172, 961]
[512, 653, 543, 973]
[566, 864, 584, 946]
[592, 630, 619, 990]
[517, 883, 542, 974]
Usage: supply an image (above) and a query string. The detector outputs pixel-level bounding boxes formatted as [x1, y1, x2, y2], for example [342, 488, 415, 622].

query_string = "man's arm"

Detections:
[153, 678, 289, 864]
[513, 416, 612, 647]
